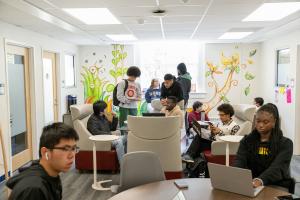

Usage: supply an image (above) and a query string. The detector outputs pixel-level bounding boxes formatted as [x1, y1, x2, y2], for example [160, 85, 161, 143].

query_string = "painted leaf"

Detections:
[245, 72, 255, 80]
[220, 95, 230, 103]
[106, 84, 115, 93]
[112, 59, 116, 66]
[112, 51, 116, 57]
[104, 95, 110, 103]
[214, 71, 223, 74]
[109, 70, 117, 78]
[247, 59, 254, 64]
[205, 71, 211, 77]
[244, 85, 251, 96]
[249, 49, 257, 57]
[235, 66, 240, 74]
[123, 52, 127, 59]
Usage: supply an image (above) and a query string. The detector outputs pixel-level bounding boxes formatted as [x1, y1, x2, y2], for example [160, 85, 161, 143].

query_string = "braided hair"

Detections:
[250, 103, 283, 162]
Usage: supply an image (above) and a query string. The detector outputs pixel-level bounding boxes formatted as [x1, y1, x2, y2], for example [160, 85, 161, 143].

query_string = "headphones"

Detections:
[45, 152, 49, 161]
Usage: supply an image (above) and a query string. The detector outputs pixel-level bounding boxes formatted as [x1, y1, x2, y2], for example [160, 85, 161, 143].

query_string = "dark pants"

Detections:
[186, 134, 212, 158]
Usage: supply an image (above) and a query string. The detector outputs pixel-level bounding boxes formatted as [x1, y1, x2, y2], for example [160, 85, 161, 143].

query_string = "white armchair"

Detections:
[232, 104, 256, 136]
[127, 115, 182, 179]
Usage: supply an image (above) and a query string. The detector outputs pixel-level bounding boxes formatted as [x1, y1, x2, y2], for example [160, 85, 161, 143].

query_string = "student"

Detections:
[188, 101, 209, 128]
[117, 66, 142, 129]
[145, 78, 161, 103]
[161, 96, 184, 128]
[87, 100, 126, 164]
[6, 123, 79, 200]
[182, 103, 240, 162]
[176, 63, 192, 108]
[254, 97, 264, 108]
[234, 104, 293, 191]
[160, 74, 184, 108]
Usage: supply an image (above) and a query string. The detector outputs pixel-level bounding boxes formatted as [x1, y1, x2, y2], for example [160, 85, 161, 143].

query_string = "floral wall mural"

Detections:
[202, 44, 258, 113]
[81, 44, 130, 112]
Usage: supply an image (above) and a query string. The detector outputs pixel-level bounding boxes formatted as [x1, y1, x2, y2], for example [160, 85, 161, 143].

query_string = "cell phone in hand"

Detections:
[275, 195, 300, 200]
[174, 180, 188, 189]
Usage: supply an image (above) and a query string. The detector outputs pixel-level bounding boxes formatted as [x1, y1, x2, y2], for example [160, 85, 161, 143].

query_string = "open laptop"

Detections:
[208, 163, 264, 197]
[142, 112, 165, 117]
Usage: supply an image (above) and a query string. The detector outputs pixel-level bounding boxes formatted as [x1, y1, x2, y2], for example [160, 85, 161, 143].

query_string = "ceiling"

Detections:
[0, 0, 300, 45]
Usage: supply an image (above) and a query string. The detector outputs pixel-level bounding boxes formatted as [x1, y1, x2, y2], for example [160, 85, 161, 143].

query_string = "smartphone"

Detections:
[174, 180, 188, 189]
[275, 195, 300, 200]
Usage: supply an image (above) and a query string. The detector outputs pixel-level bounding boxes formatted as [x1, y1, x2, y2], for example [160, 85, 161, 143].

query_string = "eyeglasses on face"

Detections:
[51, 146, 80, 154]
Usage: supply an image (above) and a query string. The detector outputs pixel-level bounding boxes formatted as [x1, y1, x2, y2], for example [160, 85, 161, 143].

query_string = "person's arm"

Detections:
[145, 89, 151, 103]
[187, 112, 195, 128]
[160, 84, 166, 99]
[233, 137, 249, 168]
[258, 138, 293, 185]
[136, 82, 142, 100]
[87, 117, 110, 135]
[110, 116, 118, 131]
[117, 80, 130, 104]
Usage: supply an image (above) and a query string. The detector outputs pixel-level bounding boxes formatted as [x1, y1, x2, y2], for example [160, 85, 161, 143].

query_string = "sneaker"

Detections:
[182, 154, 194, 163]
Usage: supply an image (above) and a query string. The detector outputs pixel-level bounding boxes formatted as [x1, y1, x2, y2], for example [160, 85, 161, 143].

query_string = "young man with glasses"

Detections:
[6, 122, 79, 200]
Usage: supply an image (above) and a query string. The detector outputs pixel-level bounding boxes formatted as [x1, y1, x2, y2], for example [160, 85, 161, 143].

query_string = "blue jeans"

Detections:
[111, 135, 127, 165]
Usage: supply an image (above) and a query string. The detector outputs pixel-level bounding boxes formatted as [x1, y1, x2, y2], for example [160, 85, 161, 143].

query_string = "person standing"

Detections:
[145, 79, 161, 112]
[117, 66, 142, 130]
[160, 74, 184, 109]
[177, 63, 192, 108]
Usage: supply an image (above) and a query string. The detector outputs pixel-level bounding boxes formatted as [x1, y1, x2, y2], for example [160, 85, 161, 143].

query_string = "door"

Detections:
[6, 45, 32, 171]
[43, 51, 58, 124]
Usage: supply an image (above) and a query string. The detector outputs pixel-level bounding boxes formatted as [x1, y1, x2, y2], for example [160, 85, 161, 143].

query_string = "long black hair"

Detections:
[249, 103, 283, 161]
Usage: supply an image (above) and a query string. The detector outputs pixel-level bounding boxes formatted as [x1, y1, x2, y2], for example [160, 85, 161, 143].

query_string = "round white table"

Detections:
[89, 135, 120, 191]
[219, 135, 244, 166]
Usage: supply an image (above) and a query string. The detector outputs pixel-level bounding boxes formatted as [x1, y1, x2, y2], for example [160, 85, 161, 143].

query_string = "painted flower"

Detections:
[207, 62, 222, 74]
[89, 66, 97, 74]
[221, 52, 232, 66]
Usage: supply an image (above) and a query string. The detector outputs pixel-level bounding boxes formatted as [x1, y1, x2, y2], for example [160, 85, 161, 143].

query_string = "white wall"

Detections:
[259, 30, 300, 154]
[0, 20, 82, 176]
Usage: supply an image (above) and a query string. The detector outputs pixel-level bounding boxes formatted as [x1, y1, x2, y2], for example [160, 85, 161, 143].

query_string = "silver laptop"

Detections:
[208, 163, 264, 197]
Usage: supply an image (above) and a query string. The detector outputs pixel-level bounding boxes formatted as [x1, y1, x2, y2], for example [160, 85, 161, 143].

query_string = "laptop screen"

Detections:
[142, 113, 165, 117]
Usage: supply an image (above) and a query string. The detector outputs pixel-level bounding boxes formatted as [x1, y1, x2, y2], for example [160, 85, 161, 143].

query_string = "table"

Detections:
[89, 135, 120, 190]
[219, 135, 244, 166]
[108, 178, 289, 200]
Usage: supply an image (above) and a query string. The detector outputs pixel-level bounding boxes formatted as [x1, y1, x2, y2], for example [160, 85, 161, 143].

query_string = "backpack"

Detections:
[113, 79, 128, 106]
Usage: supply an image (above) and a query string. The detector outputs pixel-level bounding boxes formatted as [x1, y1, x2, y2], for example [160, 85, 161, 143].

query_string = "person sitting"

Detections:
[187, 101, 209, 132]
[145, 78, 161, 112]
[6, 123, 79, 200]
[254, 97, 264, 109]
[161, 96, 184, 128]
[87, 100, 127, 164]
[234, 104, 294, 191]
[160, 74, 184, 109]
[182, 103, 240, 162]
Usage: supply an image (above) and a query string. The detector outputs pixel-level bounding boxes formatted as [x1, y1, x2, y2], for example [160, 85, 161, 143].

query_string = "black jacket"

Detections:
[87, 114, 118, 135]
[160, 81, 184, 102]
[177, 73, 192, 104]
[6, 161, 62, 200]
[234, 132, 293, 188]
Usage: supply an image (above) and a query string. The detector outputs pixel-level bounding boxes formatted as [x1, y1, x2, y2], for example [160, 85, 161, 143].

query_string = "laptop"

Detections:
[142, 112, 165, 117]
[192, 119, 211, 140]
[208, 163, 264, 197]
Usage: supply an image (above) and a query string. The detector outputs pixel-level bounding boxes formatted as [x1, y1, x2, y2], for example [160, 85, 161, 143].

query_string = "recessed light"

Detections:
[243, 2, 300, 21]
[218, 32, 253, 39]
[106, 34, 137, 41]
[63, 8, 120, 25]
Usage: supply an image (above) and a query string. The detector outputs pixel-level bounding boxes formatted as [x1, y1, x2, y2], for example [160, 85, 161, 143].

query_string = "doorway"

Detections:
[6, 45, 32, 171]
[43, 51, 58, 124]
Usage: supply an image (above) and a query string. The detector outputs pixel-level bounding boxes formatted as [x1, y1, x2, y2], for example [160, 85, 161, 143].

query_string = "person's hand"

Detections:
[252, 179, 263, 188]
[111, 112, 117, 117]
[161, 99, 167, 106]
[133, 97, 141, 101]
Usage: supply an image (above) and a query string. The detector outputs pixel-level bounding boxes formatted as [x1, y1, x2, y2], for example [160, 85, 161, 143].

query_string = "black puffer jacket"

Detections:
[87, 114, 118, 135]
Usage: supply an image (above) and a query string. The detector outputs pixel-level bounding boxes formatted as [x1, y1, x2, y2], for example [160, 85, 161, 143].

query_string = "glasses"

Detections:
[51, 146, 80, 154]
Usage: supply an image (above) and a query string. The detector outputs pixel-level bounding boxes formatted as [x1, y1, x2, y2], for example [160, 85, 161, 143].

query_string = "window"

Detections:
[276, 48, 290, 86]
[134, 41, 204, 93]
[65, 54, 76, 87]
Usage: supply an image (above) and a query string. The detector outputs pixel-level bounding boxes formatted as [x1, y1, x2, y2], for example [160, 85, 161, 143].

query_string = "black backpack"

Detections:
[112, 79, 128, 106]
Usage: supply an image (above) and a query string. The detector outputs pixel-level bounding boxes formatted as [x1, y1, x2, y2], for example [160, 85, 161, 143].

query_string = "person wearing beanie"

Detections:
[87, 100, 126, 164]
[177, 62, 192, 107]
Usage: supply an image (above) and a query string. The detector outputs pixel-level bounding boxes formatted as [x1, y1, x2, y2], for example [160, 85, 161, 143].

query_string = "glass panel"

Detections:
[65, 55, 75, 87]
[43, 58, 54, 124]
[7, 54, 28, 156]
[276, 48, 290, 86]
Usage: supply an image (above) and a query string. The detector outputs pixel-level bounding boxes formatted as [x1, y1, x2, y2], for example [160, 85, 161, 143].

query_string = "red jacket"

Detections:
[188, 111, 209, 128]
